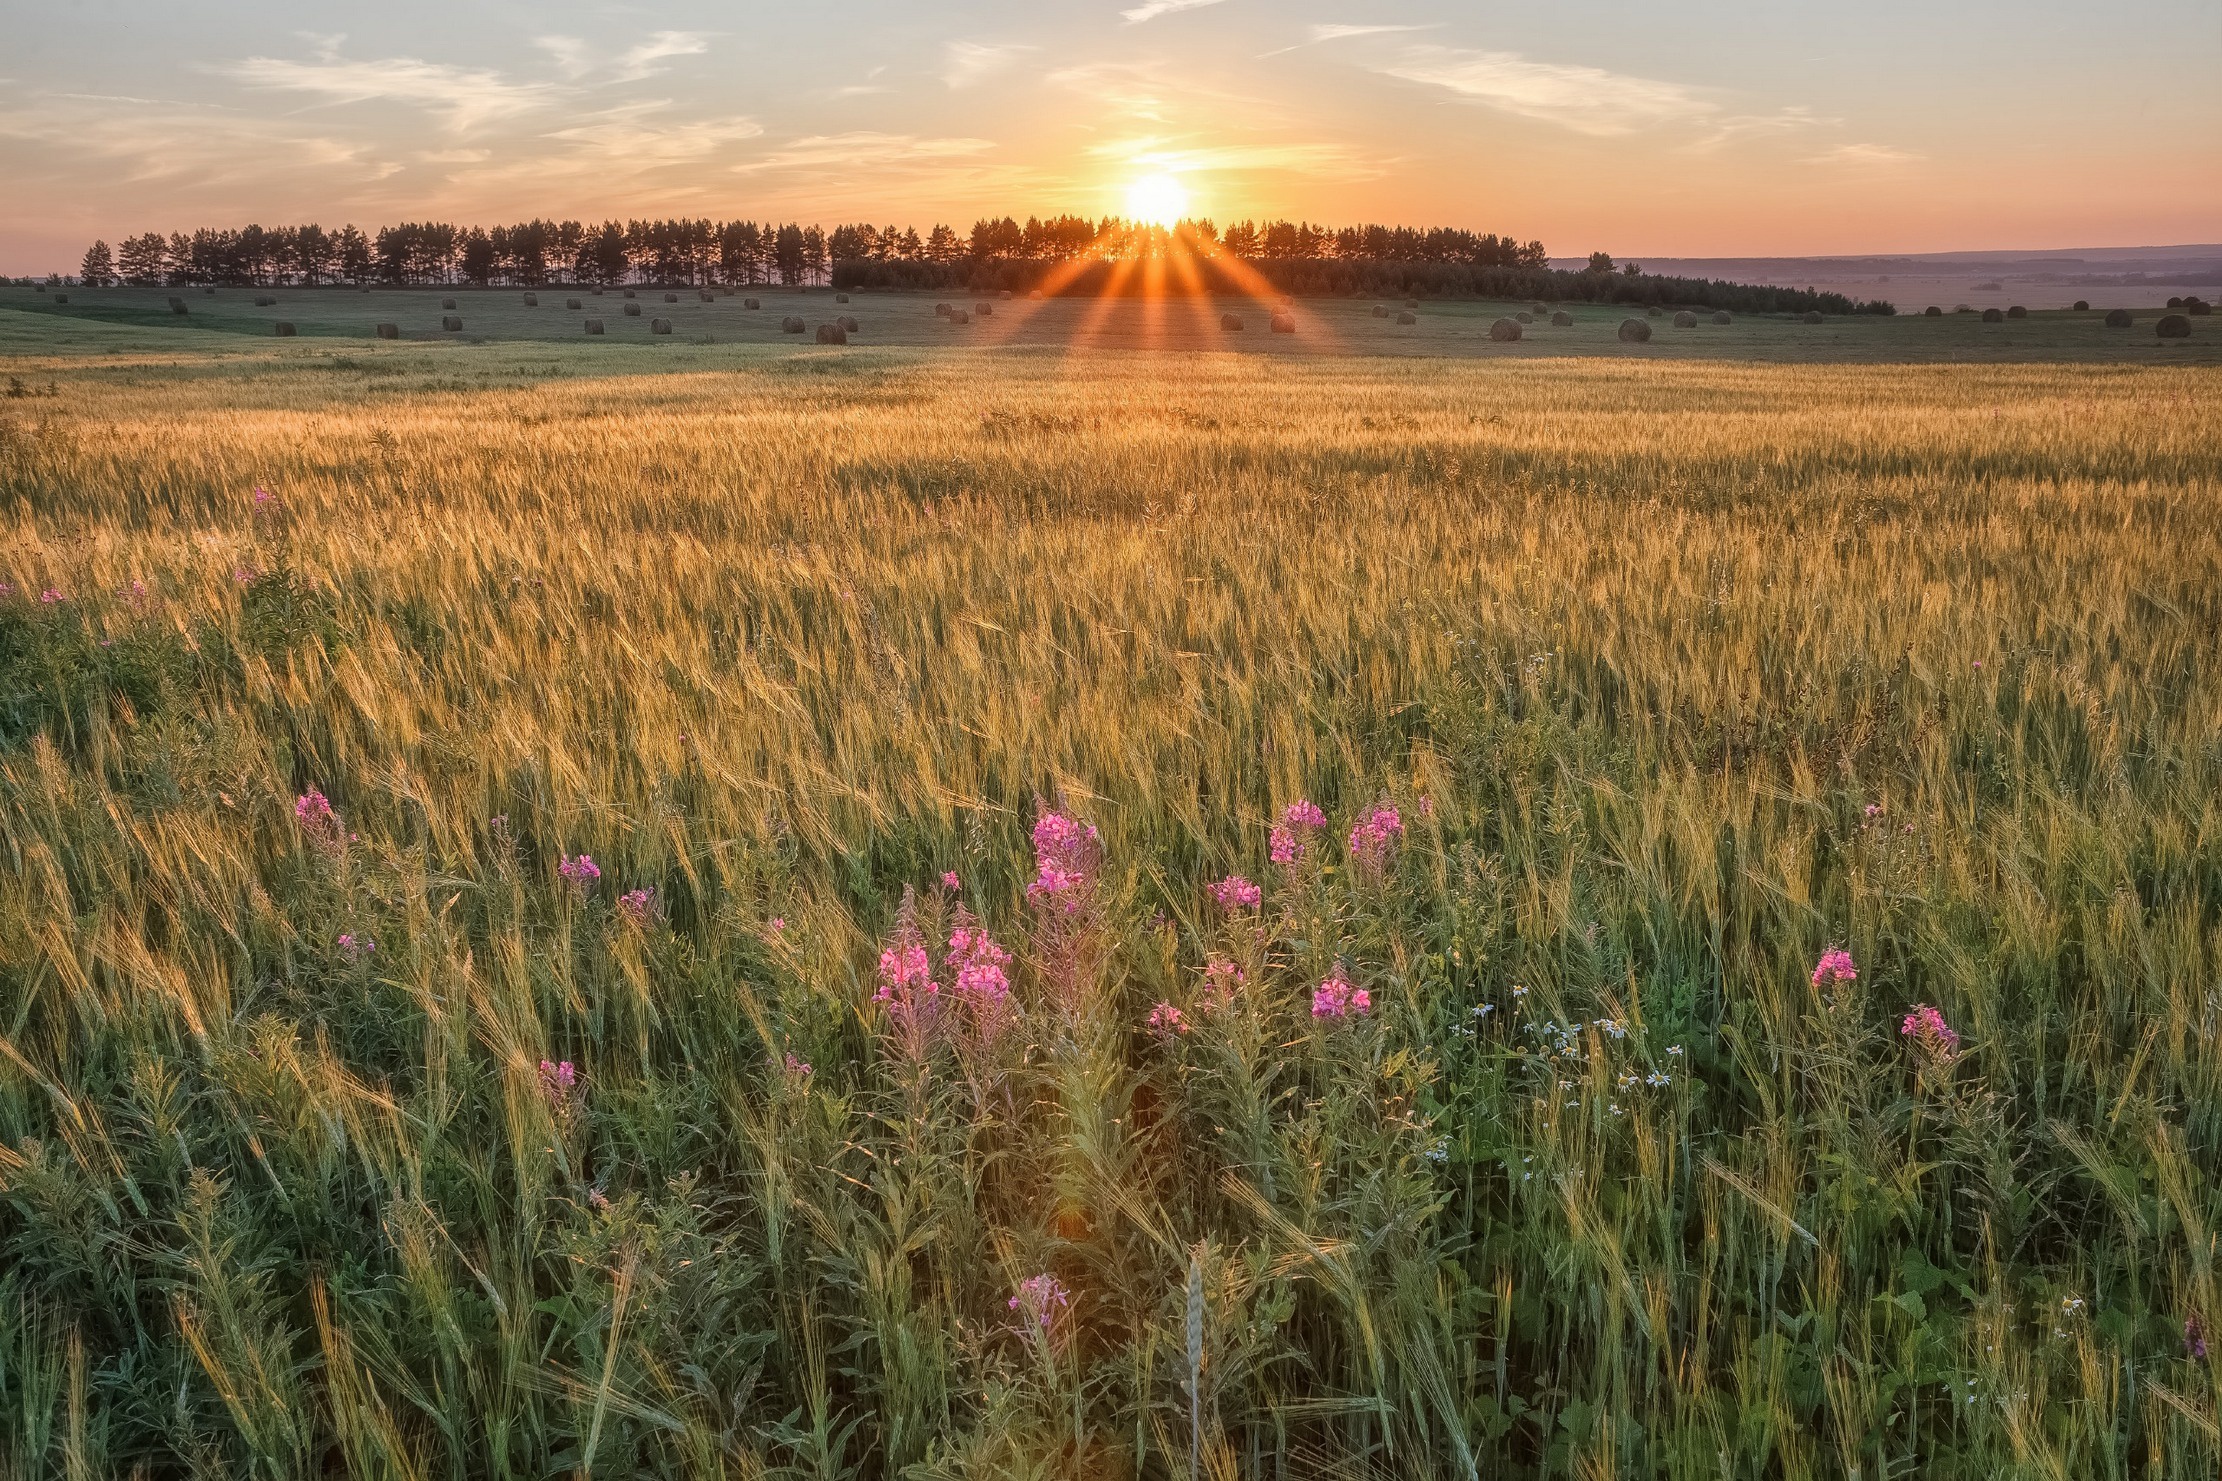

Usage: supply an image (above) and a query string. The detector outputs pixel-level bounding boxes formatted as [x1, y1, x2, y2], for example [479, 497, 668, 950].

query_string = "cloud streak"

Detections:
[943, 41, 1033, 89]
[1376, 45, 1714, 137]
[222, 49, 560, 133]
[1121, 0, 1228, 23]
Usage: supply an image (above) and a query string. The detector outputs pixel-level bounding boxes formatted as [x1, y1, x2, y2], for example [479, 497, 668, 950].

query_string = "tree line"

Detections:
[70, 215, 1545, 290]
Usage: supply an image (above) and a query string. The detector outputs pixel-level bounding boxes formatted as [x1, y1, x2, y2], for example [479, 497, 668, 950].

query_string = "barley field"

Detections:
[2, 329, 2220, 1479]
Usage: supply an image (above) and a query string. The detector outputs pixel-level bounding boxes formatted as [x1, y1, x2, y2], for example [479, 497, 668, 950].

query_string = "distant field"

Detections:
[5, 282, 2217, 364]
[2, 326, 2219, 1478]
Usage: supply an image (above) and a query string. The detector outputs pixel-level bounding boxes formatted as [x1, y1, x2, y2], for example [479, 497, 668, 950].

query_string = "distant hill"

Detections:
[1553, 245, 2222, 311]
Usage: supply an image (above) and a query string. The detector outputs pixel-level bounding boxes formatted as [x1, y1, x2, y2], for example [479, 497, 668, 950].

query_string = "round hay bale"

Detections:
[1981, 308, 2004, 323]
[441, 298, 457, 310]
[1029, 289, 1044, 300]
[2006, 305, 2027, 319]
[2104, 309, 2131, 327]
[1646, 305, 1662, 317]
[1673, 310, 1698, 328]
[1924, 306, 1943, 316]
[1395, 310, 1417, 325]
[591, 287, 604, 295]
[1515, 311, 1533, 324]
[55, 294, 68, 304]
[2166, 297, 2184, 309]
[168, 297, 188, 314]
[566, 298, 582, 310]
[523, 293, 538, 306]
[624, 302, 642, 316]
[837, 315, 858, 332]
[835, 293, 850, 303]
[1220, 313, 1244, 330]
[1402, 297, 1418, 308]
[255, 295, 276, 307]
[2072, 300, 2089, 311]
[1801, 310, 1824, 324]
[1711, 311, 1731, 325]
[814, 323, 846, 344]
[2156, 315, 2192, 339]
[441, 315, 462, 331]
[623, 289, 636, 298]
[1371, 305, 1388, 318]
[949, 309, 970, 324]
[999, 289, 1013, 300]
[273, 322, 295, 337]
[744, 298, 761, 309]
[651, 318, 672, 334]
[2189, 299, 2212, 316]
[1617, 318, 1652, 343]
[1488, 318, 1522, 342]
[780, 316, 806, 333]
[1552, 311, 1574, 326]
[975, 302, 994, 317]
[663, 292, 678, 303]
[1269, 312, 1295, 334]
[204, 287, 216, 295]
[1532, 303, 1550, 316]
[699, 290, 714, 302]
[375, 323, 398, 339]
[584, 319, 604, 334]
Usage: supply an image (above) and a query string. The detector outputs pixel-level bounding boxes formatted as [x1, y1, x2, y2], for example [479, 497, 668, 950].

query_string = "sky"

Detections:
[4, 0, 2218, 273]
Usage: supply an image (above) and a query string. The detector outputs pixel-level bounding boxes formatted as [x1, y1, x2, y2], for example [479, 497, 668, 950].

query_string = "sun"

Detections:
[1125, 172, 1191, 228]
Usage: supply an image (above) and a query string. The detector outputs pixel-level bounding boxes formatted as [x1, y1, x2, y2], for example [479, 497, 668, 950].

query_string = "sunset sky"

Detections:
[4, 0, 2217, 273]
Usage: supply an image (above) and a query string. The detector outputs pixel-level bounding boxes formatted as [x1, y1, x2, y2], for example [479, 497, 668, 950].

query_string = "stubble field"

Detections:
[2, 316, 2219, 1479]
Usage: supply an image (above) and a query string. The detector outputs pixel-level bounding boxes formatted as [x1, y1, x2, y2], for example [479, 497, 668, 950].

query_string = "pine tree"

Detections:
[79, 240, 115, 287]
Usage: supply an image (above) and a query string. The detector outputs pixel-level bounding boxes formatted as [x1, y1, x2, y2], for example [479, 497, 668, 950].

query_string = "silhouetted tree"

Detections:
[78, 240, 115, 287]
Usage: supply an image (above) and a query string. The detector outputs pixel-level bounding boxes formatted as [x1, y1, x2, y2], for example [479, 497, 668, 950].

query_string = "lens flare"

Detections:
[1125, 173, 1190, 228]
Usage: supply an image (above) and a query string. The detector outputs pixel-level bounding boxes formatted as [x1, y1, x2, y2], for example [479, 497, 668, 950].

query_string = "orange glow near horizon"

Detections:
[1124, 174, 1191, 229]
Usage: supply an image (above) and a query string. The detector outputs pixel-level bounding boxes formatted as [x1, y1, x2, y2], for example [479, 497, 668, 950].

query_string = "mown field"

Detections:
[1, 320, 2219, 1480]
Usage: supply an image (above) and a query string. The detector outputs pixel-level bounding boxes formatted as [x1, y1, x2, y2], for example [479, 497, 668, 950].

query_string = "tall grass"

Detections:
[0, 349, 2218, 1478]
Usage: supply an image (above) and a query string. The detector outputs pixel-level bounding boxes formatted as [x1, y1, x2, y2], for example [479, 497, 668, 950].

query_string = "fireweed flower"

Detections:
[947, 909, 1014, 1044]
[781, 1052, 813, 1081]
[1311, 970, 1370, 1019]
[1811, 948, 1858, 991]
[294, 789, 344, 849]
[252, 486, 276, 509]
[538, 1059, 582, 1120]
[1146, 1001, 1189, 1037]
[1025, 810, 1101, 910]
[1901, 1004, 1961, 1061]
[2187, 1314, 2209, 1359]
[558, 854, 601, 889]
[1199, 958, 1244, 1013]
[337, 932, 375, 961]
[942, 871, 961, 891]
[1009, 1273, 1072, 1331]
[617, 887, 656, 923]
[1283, 800, 1327, 830]
[39, 588, 64, 605]
[1348, 805, 1404, 874]
[1209, 874, 1263, 910]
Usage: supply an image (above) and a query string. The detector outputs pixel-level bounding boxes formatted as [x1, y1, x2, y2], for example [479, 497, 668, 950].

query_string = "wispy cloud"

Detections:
[1311, 24, 1431, 43]
[1121, 0, 1228, 23]
[1686, 106, 1832, 153]
[612, 32, 710, 84]
[535, 35, 592, 80]
[1376, 45, 1714, 137]
[1086, 134, 1387, 182]
[1807, 142, 1923, 167]
[221, 48, 559, 133]
[943, 41, 1033, 89]
[733, 131, 996, 174]
[547, 102, 762, 164]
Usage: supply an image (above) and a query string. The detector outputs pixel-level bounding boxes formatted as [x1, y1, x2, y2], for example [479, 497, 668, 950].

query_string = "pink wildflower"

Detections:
[2187, 1314, 2209, 1360]
[1283, 800, 1327, 830]
[1272, 799, 1327, 867]
[558, 854, 601, 889]
[337, 932, 375, 961]
[1146, 1001, 1189, 1037]
[1312, 969, 1369, 1019]
[252, 486, 276, 509]
[1348, 804, 1404, 874]
[295, 789, 343, 849]
[1811, 948, 1858, 991]
[1900, 1003, 1960, 1061]
[782, 1052, 813, 1081]
[942, 870, 961, 890]
[39, 588, 64, 605]
[1209, 874, 1263, 910]
[947, 909, 1014, 1044]
[768, 916, 785, 934]
[1269, 826, 1299, 866]
[1199, 958, 1245, 1013]
[1009, 1273, 1072, 1331]
[1025, 810, 1101, 911]
[538, 1059, 582, 1119]
[617, 887, 655, 923]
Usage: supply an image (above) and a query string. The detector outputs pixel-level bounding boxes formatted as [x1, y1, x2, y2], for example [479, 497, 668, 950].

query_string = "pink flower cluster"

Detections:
[1025, 811, 1101, 910]
[875, 906, 1018, 1048]
[1348, 805, 1404, 874]
[1009, 1273, 1072, 1331]
[782, 1052, 813, 1081]
[618, 887, 656, 923]
[1208, 874, 1262, 910]
[538, 1059, 582, 1118]
[1146, 1001, 1189, 1037]
[295, 789, 343, 849]
[1199, 958, 1244, 1013]
[1901, 1004, 1960, 1060]
[942, 871, 961, 890]
[337, 932, 375, 961]
[558, 854, 601, 889]
[1311, 969, 1371, 1019]
[1271, 799, 1327, 866]
[1811, 948, 1858, 990]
